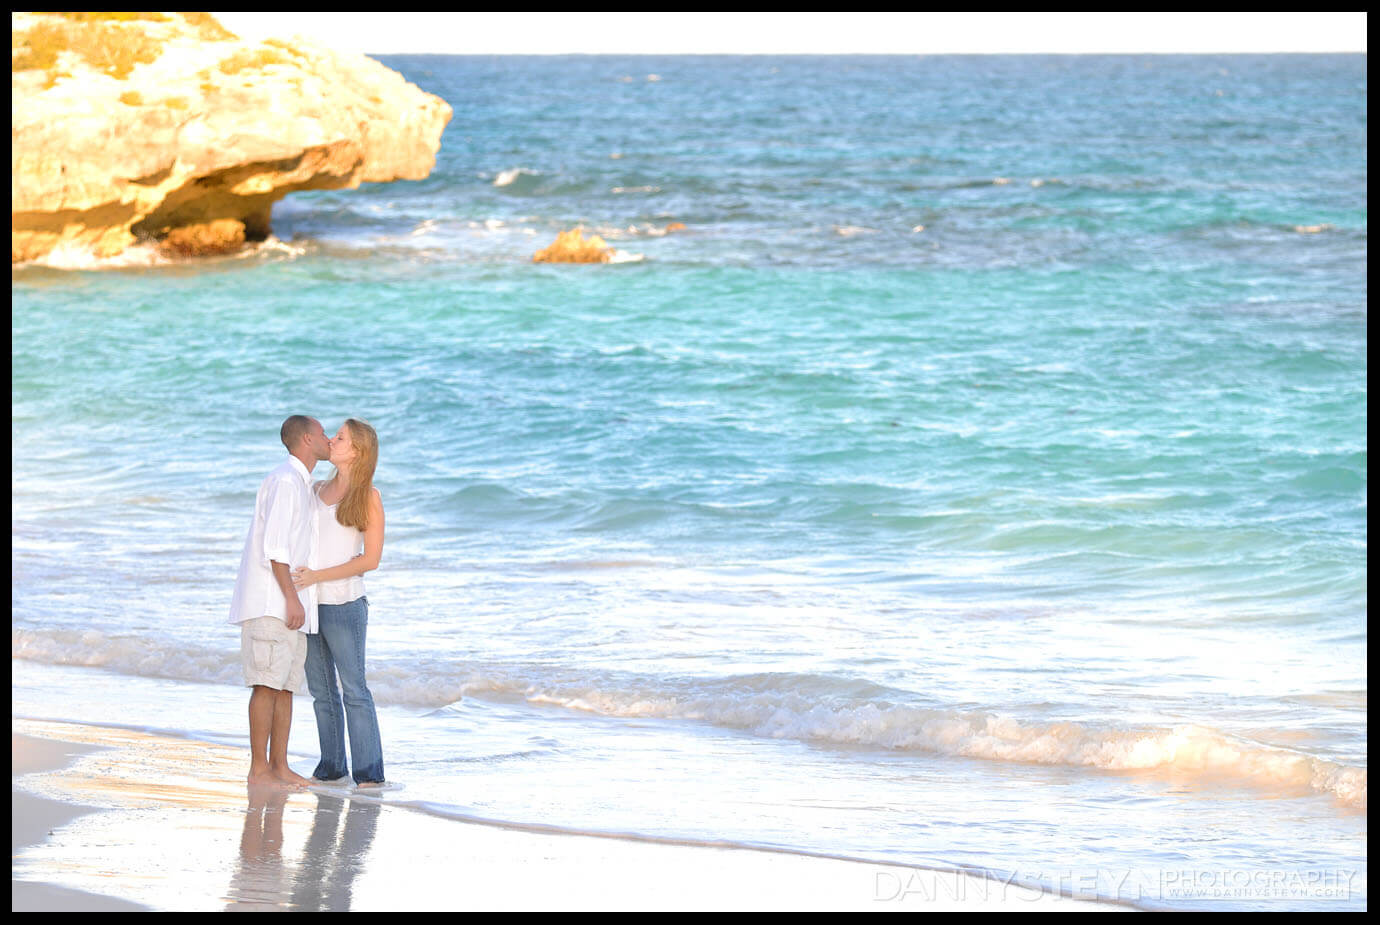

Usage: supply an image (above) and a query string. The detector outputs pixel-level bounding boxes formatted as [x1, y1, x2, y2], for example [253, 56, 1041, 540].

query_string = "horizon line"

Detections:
[208, 12, 1367, 57]
[357, 50, 1368, 56]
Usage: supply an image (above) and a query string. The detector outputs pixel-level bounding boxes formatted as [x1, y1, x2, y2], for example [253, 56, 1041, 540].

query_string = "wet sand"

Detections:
[12, 718, 1126, 911]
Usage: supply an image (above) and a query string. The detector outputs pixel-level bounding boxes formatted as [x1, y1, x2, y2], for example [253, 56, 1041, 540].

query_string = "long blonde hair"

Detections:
[335, 418, 378, 531]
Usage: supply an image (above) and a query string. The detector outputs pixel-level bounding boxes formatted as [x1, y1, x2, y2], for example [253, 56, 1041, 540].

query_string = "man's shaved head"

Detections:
[280, 415, 318, 452]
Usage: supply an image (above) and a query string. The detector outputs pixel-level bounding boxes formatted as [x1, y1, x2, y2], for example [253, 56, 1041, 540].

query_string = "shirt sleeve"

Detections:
[260, 476, 298, 566]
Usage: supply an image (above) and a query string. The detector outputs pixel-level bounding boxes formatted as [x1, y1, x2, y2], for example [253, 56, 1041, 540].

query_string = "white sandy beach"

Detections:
[11, 717, 1125, 911]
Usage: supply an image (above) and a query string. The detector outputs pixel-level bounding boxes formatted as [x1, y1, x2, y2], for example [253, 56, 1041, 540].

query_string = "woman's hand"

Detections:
[291, 567, 317, 590]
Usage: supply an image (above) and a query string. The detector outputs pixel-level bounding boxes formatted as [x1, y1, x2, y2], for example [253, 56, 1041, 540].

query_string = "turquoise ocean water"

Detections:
[12, 55, 1366, 909]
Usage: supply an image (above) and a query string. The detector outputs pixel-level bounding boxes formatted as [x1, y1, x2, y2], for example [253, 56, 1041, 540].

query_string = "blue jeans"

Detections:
[305, 597, 385, 784]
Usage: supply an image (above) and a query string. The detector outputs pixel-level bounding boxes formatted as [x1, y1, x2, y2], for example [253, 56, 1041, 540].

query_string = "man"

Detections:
[229, 415, 331, 787]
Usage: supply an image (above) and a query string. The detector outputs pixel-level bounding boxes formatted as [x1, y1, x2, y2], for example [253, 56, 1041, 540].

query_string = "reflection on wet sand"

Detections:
[14, 718, 1124, 911]
[227, 785, 381, 911]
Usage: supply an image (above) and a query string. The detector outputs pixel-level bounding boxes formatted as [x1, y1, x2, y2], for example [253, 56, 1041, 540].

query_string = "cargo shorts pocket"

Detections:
[250, 637, 277, 672]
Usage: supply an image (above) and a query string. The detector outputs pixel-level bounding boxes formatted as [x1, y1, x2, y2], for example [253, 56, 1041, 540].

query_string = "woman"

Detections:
[291, 418, 386, 787]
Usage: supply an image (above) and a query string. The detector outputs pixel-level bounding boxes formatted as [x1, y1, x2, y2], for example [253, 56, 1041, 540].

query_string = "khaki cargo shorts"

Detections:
[241, 616, 308, 692]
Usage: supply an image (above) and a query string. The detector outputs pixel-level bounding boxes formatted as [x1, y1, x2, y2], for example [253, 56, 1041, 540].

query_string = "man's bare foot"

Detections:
[249, 769, 301, 790]
[270, 765, 312, 788]
[248, 763, 281, 787]
[355, 781, 386, 789]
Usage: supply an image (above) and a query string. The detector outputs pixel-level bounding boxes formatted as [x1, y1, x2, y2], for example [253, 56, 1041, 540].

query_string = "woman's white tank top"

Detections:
[313, 485, 366, 605]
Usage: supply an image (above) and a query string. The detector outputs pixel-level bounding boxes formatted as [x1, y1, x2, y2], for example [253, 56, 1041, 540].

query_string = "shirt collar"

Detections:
[286, 455, 312, 485]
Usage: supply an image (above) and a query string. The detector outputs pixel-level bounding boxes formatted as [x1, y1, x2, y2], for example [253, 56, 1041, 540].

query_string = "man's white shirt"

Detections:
[229, 456, 319, 633]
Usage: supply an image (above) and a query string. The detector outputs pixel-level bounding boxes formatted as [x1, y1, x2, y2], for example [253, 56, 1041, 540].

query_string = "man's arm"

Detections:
[271, 560, 305, 630]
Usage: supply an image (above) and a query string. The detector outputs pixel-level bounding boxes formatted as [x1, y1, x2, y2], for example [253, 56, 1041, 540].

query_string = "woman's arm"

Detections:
[292, 490, 385, 589]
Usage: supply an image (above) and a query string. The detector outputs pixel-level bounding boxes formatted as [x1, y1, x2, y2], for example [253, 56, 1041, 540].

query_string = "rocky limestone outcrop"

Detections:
[11, 12, 452, 262]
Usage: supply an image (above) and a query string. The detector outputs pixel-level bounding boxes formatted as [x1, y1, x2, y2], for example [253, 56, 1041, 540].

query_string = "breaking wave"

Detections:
[13, 236, 308, 271]
[13, 628, 1365, 810]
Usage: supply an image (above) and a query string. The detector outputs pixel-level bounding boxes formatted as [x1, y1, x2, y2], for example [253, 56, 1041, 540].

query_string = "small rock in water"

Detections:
[533, 228, 611, 263]
[532, 228, 642, 264]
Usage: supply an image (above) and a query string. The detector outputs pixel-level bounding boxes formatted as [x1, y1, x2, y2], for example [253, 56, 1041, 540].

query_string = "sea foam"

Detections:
[13, 627, 1364, 809]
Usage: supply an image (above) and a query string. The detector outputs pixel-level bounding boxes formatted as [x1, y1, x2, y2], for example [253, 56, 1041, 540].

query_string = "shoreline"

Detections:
[12, 733, 151, 911]
[11, 716, 1128, 911]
